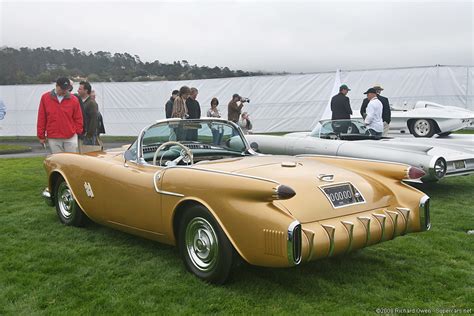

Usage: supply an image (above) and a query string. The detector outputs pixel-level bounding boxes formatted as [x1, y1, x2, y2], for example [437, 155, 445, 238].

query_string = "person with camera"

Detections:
[228, 93, 249, 124]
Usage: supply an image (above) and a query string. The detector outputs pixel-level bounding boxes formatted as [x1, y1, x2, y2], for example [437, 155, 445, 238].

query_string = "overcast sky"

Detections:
[0, 0, 472, 73]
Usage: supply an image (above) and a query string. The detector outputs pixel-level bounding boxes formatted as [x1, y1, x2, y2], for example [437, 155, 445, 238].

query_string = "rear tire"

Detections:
[411, 119, 435, 138]
[54, 177, 87, 226]
[178, 205, 234, 284]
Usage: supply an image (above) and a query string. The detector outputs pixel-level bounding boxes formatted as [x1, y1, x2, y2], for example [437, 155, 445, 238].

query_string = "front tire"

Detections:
[411, 119, 435, 137]
[178, 205, 234, 284]
[54, 177, 87, 226]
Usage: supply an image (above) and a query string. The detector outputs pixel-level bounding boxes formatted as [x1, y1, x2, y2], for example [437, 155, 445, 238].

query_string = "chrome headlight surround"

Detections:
[429, 157, 447, 180]
[419, 195, 431, 231]
[287, 221, 302, 265]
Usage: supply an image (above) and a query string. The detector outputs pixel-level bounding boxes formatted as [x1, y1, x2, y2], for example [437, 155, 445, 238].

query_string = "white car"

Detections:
[246, 119, 474, 182]
[384, 101, 473, 137]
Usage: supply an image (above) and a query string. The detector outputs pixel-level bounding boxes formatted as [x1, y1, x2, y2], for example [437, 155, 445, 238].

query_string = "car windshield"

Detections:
[138, 119, 250, 165]
[310, 119, 380, 140]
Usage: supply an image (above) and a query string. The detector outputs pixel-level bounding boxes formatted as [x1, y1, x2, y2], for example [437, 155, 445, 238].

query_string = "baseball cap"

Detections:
[56, 77, 70, 90]
[363, 88, 377, 94]
[373, 84, 384, 91]
[339, 84, 351, 91]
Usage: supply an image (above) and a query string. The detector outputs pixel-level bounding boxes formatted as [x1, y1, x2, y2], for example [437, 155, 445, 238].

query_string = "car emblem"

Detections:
[317, 174, 334, 182]
[84, 182, 94, 198]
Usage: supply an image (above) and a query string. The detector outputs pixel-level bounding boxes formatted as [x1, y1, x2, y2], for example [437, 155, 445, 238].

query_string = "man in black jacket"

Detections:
[186, 87, 201, 119]
[330, 84, 352, 133]
[185, 87, 201, 140]
[165, 90, 179, 119]
[360, 85, 391, 136]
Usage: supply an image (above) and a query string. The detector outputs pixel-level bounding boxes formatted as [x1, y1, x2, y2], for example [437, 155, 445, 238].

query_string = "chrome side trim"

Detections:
[42, 187, 54, 207]
[358, 216, 371, 246]
[321, 224, 336, 257]
[341, 221, 354, 253]
[419, 195, 431, 231]
[373, 214, 387, 241]
[172, 166, 280, 185]
[153, 171, 184, 197]
[385, 210, 399, 237]
[296, 154, 410, 168]
[287, 221, 302, 265]
[396, 207, 411, 234]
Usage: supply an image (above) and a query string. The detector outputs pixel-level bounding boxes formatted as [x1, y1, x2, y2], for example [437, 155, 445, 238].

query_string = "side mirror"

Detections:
[250, 142, 259, 152]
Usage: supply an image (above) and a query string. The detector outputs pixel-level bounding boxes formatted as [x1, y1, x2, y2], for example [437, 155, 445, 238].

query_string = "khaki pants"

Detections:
[383, 122, 390, 136]
[48, 135, 78, 154]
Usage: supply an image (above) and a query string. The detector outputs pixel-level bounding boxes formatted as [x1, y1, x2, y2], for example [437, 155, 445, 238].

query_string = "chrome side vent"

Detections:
[287, 221, 302, 265]
[263, 229, 285, 256]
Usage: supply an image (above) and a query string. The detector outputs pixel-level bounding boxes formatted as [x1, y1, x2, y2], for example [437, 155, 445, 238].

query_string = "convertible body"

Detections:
[42, 119, 430, 283]
[247, 119, 474, 182]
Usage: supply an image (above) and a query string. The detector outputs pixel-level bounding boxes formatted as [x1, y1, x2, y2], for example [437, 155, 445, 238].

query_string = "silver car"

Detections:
[246, 119, 474, 182]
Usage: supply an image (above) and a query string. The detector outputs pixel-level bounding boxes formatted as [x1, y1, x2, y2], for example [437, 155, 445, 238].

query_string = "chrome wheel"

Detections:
[54, 177, 87, 226]
[57, 182, 74, 219]
[185, 217, 219, 272]
[413, 119, 433, 137]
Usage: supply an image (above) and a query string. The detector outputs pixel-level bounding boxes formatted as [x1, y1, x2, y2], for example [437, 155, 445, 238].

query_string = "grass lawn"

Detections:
[0, 157, 472, 314]
[0, 144, 32, 155]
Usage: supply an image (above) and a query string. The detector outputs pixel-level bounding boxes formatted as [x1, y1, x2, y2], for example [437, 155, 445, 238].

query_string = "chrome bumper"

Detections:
[42, 187, 54, 207]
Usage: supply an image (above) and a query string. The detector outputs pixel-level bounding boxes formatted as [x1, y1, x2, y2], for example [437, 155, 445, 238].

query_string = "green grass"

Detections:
[0, 144, 32, 154]
[0, 157, 473, 314]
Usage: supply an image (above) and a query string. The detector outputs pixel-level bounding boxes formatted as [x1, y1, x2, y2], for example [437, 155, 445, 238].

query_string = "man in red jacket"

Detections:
[37, 77, 83, 153]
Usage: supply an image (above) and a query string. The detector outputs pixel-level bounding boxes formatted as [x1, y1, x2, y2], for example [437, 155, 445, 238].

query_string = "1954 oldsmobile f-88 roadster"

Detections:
[42, 118, 430, 284]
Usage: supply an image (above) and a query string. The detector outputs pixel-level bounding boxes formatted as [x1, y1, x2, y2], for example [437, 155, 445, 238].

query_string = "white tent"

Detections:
[0, 65, 472, 136]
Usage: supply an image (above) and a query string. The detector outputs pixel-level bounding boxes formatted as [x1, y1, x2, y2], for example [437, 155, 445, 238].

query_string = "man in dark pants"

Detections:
[186, 87, 201, 140]
[77, 81, 99, 146]
[165, 90, 179, 119]
[360, 85, 391, 136]
[330, 84, 352, 133]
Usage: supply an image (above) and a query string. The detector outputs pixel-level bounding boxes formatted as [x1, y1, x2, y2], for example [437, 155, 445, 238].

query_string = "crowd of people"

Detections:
[36, 76, 390, 154]
[163, 86, 253, 134]
[330, 84, 391, 138]
[36, 77, 104, 154]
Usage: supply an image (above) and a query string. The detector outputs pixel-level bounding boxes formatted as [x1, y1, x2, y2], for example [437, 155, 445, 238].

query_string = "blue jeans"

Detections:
[211, 128, 223, 145]
[83, 135, 97, 145]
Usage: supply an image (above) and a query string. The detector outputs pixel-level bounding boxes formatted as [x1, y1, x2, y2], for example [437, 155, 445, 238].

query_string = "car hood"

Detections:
[195, 155, 394, 223]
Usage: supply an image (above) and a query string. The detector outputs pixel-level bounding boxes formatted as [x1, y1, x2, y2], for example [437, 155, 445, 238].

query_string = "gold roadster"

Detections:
[42, 118, 430, 284]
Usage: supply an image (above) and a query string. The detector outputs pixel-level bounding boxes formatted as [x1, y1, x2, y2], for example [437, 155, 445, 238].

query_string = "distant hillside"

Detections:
[0, 47, 271, 85]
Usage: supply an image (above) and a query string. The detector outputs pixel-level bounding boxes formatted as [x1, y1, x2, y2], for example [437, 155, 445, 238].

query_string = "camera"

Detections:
[241, 97, 250, 103]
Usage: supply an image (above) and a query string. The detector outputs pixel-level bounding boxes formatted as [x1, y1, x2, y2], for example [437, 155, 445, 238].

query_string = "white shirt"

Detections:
[365, 97, 383, 132]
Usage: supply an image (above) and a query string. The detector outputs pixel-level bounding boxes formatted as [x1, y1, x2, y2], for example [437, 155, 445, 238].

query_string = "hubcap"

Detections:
[57, 182, 74, 219]
[414, 119, 431, 136]
[185, 217, 219, 272]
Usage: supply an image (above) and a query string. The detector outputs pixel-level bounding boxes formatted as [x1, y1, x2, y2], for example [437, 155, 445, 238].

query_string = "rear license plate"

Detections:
[321, 183, 365, 208]
[454, 160, 466, 169]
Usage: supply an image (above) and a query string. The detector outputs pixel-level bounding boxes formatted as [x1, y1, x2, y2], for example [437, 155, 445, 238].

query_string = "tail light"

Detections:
[272, 185, 296, 200]
[407, 166, 425, 180]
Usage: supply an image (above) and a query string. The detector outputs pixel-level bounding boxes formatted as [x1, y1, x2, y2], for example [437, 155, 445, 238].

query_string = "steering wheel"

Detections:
[152, 141, 193, 166]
